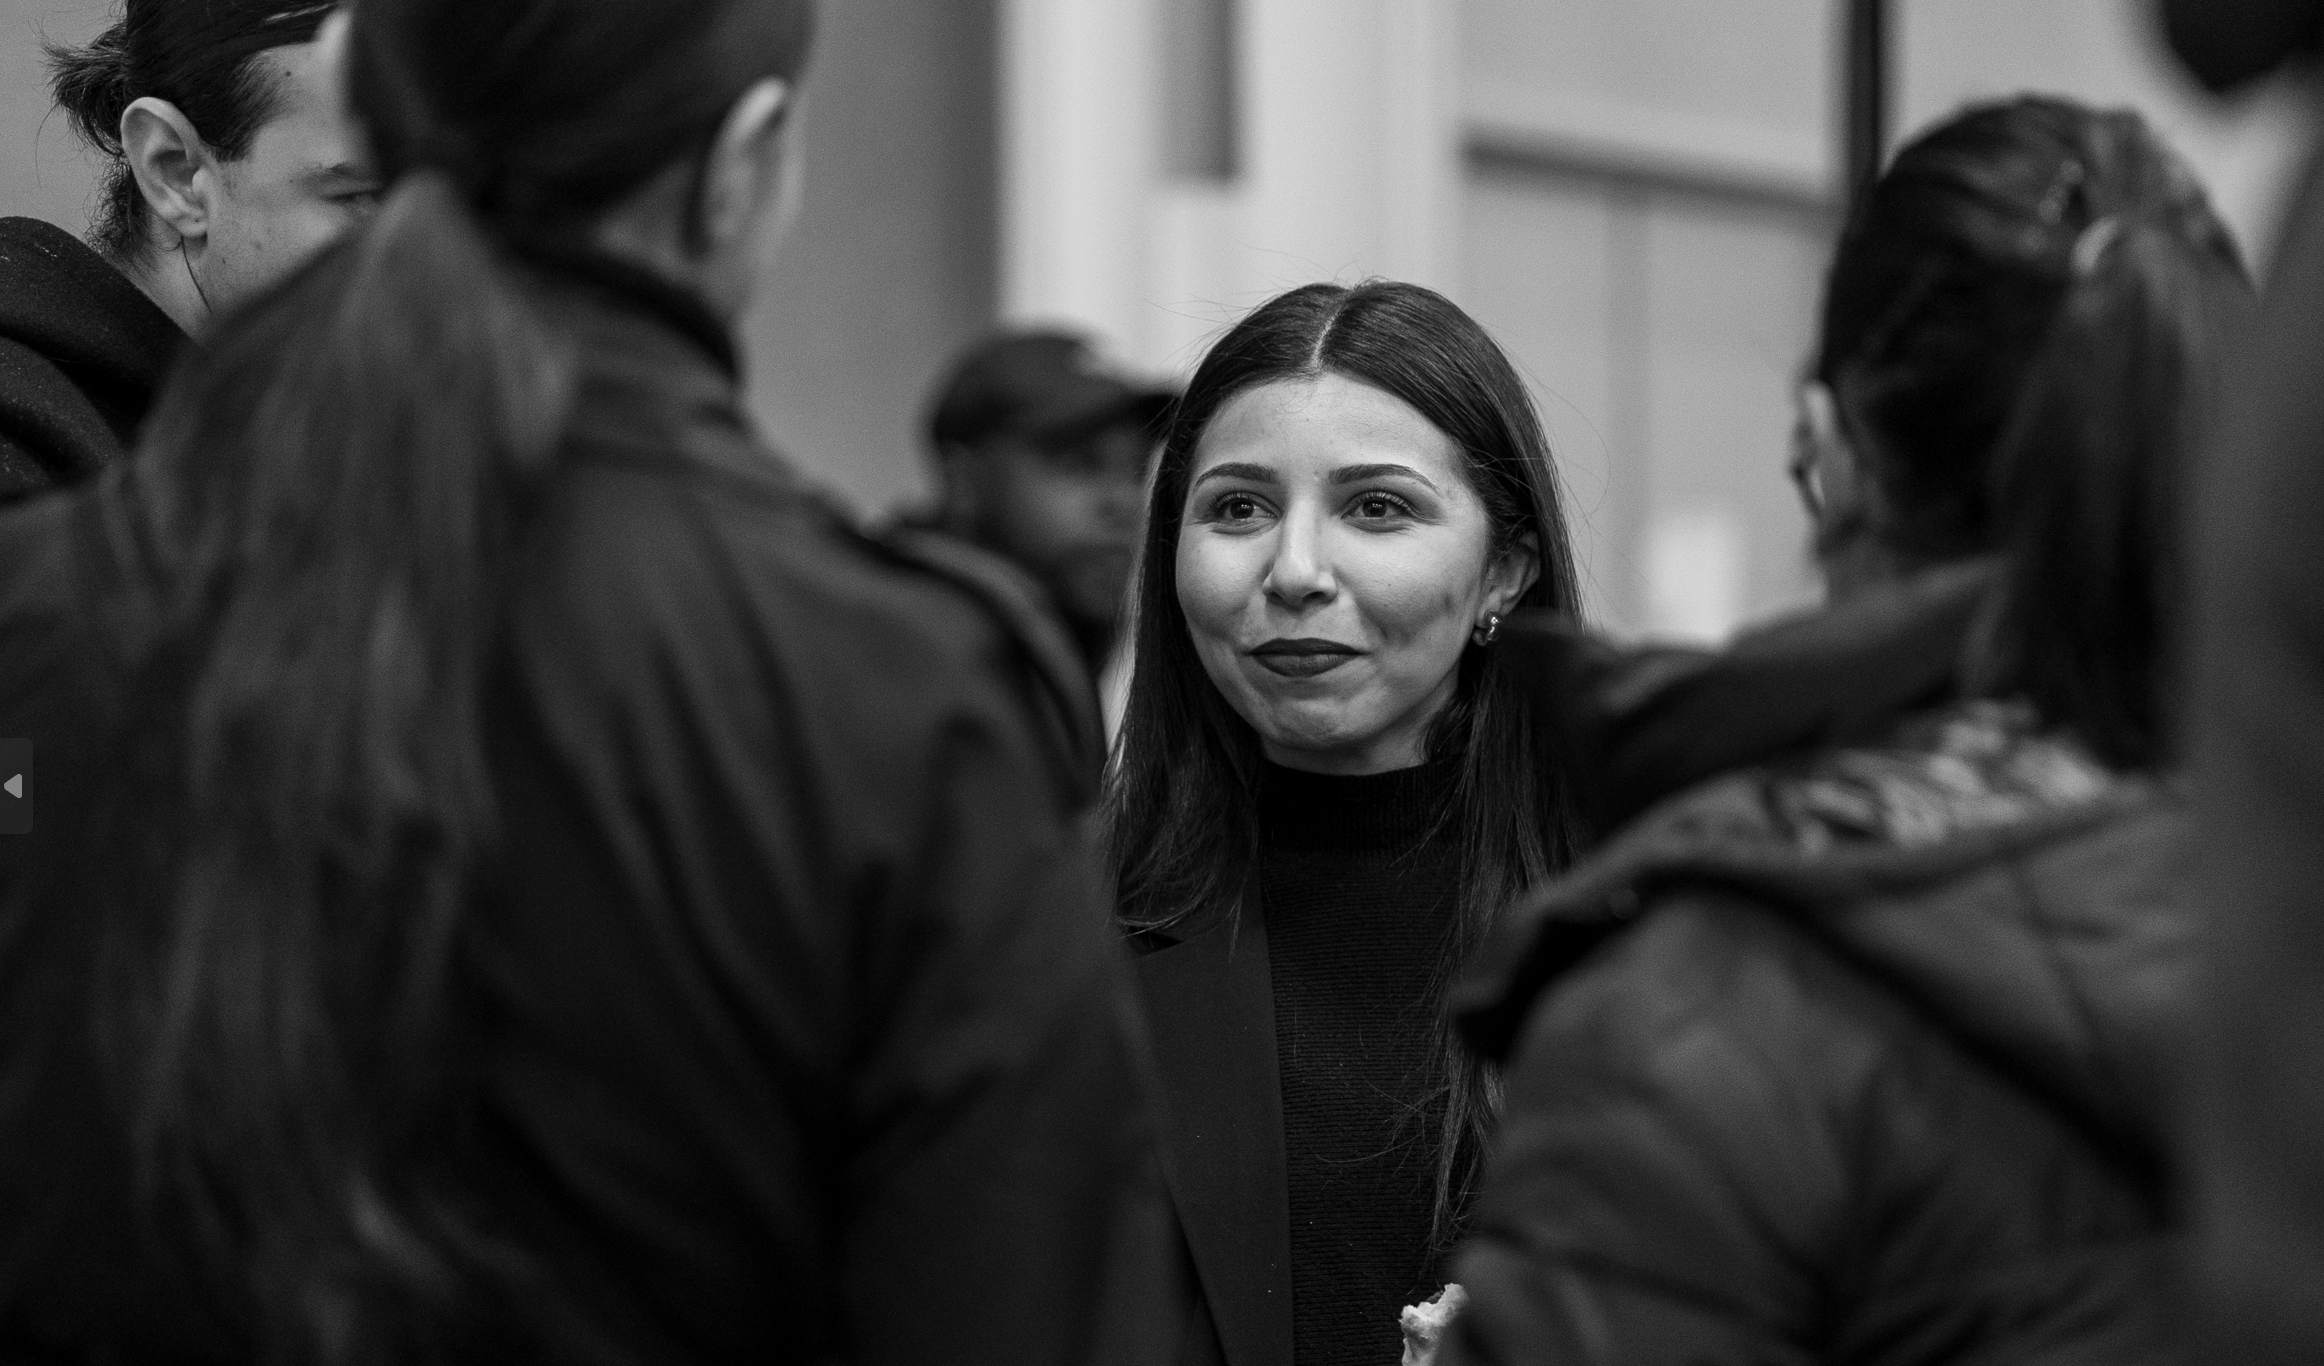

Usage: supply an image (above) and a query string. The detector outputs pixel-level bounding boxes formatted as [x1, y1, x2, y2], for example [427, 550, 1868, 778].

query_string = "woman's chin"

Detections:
[1254, 718, 1419, 774]
[1248, 702, 1363, 753]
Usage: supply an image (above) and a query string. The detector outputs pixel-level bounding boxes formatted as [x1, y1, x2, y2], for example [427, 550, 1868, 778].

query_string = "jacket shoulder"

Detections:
[1479, 883, 2174, 1362]
[509, 465, 1103, 816]
[0, 335, 122, 493]
[870, 526, 1105, 799]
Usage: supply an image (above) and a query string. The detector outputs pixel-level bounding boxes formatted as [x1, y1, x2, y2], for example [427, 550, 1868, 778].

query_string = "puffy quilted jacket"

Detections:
[1448, 607, 2195, 1366]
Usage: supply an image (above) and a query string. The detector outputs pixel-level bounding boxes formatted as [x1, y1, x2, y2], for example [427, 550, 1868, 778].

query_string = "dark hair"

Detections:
[46, 1, 339, 261]
[84, 0, 814, 1358]
[1104, 280, 1584, 1247]
[1813, 95, 2250, 766]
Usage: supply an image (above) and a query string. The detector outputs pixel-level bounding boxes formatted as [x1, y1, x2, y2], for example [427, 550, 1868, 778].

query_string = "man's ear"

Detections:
[697, 77, 796, 250]
[119, 96, 216, 248]
[1484, 529, 1542, 618]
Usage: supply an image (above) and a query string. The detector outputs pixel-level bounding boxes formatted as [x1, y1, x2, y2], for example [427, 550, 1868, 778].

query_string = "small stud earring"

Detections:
[1475, 612, 1502, 647]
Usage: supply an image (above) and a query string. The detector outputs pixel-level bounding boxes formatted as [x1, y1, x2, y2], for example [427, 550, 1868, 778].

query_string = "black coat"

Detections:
[2183, 147, 2324, 1366]
[0, 217, 182, 496]
[1134, 913, 1294, 1366]
[0, 260, 1175, 1364]
[1447, 575, 2195, 1366]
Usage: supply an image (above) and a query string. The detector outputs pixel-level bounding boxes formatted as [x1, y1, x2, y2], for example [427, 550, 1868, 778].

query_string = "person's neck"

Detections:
[114, 238, 206, 338]
[1256, 755, 1459, 853]
[586, 183, 743, 330]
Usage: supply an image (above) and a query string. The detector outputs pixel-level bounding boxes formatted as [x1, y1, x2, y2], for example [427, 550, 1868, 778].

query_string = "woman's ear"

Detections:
[120, 96, 215, 250]
[1483, 529, 1542, 618]
[313, 11, 358, 134]
[697, 77, 797, 252]
[1797, 378, 1882, 528]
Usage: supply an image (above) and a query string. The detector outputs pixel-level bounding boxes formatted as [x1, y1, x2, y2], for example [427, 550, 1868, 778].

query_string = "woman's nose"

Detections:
[1261, 518, 1335, 607]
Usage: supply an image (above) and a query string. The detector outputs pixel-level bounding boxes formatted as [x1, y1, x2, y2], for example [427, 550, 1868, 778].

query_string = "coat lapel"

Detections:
[1135, 917, 1294, 1366]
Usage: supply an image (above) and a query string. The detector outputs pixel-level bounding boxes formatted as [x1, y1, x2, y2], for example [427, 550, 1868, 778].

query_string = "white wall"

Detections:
[742, 0, 1000, 516]
[0, 0, 110, 234]
[1001, 0, 1463, 373]
[1454, 0, 1837, 637]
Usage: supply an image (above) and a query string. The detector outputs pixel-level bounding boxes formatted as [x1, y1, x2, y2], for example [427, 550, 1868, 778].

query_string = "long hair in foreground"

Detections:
[73, 0, 816, 1358]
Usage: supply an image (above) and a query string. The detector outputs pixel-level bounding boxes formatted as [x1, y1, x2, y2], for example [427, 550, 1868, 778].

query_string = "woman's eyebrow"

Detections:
[1190, 462, 1278, 488]
[1330, 463, 1440, 493]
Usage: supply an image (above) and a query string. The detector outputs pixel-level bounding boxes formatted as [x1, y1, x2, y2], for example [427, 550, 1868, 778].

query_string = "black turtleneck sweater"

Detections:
[1258, 759, 1462, 1366]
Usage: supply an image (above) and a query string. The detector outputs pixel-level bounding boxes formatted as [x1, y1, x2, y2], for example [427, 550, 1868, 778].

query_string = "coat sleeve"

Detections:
[1446, 903, 1844, 1366]
[832, 597, 1179, 1366]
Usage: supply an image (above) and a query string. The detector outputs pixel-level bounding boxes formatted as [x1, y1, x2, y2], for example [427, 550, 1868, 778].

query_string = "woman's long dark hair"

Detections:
[1815, 95, 2250, 767]
[80, 0, 814, 1358]
[1105, 280, 1584, 1250]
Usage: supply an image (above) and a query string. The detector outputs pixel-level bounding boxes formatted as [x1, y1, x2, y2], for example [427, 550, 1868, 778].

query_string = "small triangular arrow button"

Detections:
[5, 775, 22, 799]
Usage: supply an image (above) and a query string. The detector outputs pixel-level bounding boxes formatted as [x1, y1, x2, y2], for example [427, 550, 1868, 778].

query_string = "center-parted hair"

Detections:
[47, 0, 339, 260]
[1814, 95, 2251, 766]
[78, 1, 815, 1360]
[1105, 279, 1584, 1248]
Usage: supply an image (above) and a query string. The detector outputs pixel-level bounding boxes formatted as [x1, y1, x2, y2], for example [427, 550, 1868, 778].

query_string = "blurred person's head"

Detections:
[46, 0, 376, 334]
[1794, 94, 2250, 766]
[1106, 279, 1583, 1244]
[2158, 0, 2324, 92]
[925, 331, 1171, 664]
[90, 0, 818, 1356]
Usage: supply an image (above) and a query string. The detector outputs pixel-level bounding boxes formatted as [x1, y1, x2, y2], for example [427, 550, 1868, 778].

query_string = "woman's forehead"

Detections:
[1190, 374, 1467, 485]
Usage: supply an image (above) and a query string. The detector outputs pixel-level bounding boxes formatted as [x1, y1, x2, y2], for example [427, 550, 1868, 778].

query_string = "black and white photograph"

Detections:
[0, 1, 2316, 1362]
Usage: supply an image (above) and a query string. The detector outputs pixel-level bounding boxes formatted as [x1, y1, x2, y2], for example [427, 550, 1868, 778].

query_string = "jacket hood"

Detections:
[1468, 581, 2196, 1170]
[0, 218, 181, 387]
[1502, 559, 1996, 840]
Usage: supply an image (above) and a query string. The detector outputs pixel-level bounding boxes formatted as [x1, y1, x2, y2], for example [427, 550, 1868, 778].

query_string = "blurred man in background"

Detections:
[0, 0, 373, 496]
[907, 330, 1173, 729]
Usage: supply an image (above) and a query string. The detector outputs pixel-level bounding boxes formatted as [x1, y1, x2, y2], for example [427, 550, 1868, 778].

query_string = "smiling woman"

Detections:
[1177, 373, 1538, 775]
[1107, 280, 1583, 1366]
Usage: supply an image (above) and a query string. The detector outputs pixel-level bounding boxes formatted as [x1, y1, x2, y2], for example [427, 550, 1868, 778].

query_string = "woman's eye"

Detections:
[1349, 491, 1413, 521]
[1212, 493, 1267, 523]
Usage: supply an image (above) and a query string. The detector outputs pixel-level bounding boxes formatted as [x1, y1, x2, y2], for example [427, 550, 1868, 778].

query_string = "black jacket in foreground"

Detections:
[0, 257, 1174, 1364]
[1446, 571, 2194, 1366]
[2183, 146, 2324, 1366]
[0, 217, 182, 497]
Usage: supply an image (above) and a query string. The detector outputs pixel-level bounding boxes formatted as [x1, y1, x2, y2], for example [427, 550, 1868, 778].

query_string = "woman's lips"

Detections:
[1248, 639, 1359, 679]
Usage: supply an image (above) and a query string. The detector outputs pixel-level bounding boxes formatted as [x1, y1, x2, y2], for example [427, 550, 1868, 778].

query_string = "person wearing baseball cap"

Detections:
[918, 329, 1175, 681]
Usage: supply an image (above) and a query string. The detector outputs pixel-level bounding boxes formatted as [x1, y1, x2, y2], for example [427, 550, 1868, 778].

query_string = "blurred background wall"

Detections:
[0, 0, 2307, 638]
[1006, 0, 2311, 638]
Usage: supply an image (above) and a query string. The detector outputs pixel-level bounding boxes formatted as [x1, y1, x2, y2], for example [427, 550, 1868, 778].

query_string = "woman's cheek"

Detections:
[1342, 541, 1472, 647]
[1175, 530, 1246, 641]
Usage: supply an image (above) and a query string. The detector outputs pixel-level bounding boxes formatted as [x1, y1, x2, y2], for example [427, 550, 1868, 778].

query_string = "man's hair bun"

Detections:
[46, 21, 136, 157]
